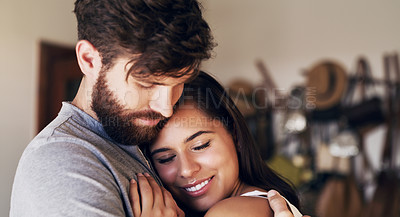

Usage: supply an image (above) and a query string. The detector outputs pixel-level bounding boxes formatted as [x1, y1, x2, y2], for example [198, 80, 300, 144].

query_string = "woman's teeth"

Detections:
[185, 179, 210, 192]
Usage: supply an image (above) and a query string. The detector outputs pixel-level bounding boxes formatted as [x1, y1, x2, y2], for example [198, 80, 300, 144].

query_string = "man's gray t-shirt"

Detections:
[10, 102, 158, 216]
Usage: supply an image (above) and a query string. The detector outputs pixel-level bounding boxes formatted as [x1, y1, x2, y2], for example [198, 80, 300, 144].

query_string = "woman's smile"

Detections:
[180, 176, 214, 197]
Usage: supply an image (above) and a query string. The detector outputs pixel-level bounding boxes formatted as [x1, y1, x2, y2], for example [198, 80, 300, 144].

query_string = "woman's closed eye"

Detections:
[156, 154, 176, 164]
[192, 140, 211, 151]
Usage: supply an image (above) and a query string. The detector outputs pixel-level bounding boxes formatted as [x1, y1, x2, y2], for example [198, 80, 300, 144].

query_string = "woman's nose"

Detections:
[178, 155, 200, 178]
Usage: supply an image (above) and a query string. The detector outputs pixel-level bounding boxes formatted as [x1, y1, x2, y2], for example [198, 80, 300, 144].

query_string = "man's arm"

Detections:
[11, 141, 126, 217]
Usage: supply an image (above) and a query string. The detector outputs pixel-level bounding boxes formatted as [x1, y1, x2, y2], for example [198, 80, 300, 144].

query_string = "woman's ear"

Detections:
[75, 40, 102, 80]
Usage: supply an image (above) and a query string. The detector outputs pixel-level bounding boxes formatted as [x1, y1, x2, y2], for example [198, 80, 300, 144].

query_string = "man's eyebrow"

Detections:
[140, 79, 186, 86]
[137, 79, 165, 85]
[129, 74, 165, 85]
[185, 130, 214, 143]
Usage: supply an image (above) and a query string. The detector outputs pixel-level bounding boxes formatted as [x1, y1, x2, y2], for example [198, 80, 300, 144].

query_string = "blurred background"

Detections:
[1, 0, 400, 216]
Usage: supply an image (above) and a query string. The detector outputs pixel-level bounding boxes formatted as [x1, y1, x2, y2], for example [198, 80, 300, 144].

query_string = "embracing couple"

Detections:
[10, 0, 305, 216]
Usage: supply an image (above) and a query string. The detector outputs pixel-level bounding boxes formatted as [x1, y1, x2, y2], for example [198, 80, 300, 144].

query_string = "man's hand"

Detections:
[267, 190, 310, 217]
[129, 173, 184, 217]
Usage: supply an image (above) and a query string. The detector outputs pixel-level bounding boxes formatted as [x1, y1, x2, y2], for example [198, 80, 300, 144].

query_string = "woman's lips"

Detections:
[181, 176, 214, 197]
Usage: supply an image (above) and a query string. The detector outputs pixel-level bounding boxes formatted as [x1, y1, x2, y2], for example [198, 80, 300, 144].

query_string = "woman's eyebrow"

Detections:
[184, 130, 214, 143]
[150, 147, 170, 157]
[150, 131, 214, 156]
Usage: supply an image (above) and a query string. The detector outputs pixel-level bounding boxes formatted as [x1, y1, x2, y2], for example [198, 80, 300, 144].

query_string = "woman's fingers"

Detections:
[144, 173, 164, 208]
[162, 188, 175, 208]
[163, 188, 184, 217]
[137, 173, 154, 213]
[267, 190, 294, 217]
[129, 179, 141, 217]
[177, 207, 185, 217]
[134, 173, 181, 217]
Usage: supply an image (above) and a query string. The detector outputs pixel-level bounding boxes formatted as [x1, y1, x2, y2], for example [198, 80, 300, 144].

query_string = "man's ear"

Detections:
[75, 40, 102, 80]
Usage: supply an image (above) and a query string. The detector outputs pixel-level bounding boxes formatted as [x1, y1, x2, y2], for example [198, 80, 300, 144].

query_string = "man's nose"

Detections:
[149, 86, 177, 118]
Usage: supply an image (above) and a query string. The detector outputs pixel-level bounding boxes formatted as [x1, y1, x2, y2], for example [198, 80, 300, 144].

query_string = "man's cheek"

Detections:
[124, 90, 140, 109]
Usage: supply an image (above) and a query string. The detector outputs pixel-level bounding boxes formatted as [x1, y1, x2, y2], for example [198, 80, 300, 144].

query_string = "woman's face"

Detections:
[150, 107, 241, 212]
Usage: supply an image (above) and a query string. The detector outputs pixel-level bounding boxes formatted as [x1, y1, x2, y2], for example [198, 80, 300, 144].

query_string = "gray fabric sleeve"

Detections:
[11, 141, 126, 217]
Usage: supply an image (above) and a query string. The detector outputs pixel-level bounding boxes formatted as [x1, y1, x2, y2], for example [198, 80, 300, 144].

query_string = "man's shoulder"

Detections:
[19, 109, 146, 179]
[14, 114, 120, 192]
[10, 106, 145, 216]
[27, 109, 112, 162]
[205, 196, 272, 217]
[23, 124, 102, 166]
[16, 133, 113, 185]
[11, 126, 126, 216]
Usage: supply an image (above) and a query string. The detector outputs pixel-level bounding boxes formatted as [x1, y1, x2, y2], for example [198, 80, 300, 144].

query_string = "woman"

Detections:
[132, 71, 302, 217]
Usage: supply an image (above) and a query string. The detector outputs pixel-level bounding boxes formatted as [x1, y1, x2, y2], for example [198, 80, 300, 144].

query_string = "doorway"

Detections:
[37, 41, 82, 132]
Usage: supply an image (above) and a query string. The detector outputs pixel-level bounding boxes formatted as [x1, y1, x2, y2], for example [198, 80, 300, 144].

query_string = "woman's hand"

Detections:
[267, 190, 310, 217]
[129, 173, 184, 217]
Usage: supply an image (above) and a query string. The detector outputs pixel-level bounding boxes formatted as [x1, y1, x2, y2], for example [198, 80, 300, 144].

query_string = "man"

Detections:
[10, 0, 214, 216]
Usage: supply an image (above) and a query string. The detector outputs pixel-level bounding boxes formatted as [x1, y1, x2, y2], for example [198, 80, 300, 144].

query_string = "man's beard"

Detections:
[91, 73, 167, 146]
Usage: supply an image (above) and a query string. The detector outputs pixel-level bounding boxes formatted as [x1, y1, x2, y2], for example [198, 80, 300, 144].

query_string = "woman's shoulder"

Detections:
[204, 192, 273, 217]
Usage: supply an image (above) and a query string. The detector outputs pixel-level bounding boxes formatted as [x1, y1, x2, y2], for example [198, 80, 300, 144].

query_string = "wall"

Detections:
[0, 0, 77, 216]
[1, 0, 399, 216]
[201, 0, 400, 88]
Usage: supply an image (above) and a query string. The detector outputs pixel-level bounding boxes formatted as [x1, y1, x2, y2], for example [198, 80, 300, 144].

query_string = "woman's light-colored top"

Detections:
[241, 190, 303, 217]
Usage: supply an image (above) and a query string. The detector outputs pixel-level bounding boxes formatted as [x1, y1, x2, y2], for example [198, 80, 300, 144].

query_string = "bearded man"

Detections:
[10, 0, 214, 216]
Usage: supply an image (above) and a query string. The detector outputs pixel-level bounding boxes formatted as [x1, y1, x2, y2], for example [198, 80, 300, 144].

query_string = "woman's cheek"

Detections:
[157, 164, 178, 185]
[199, 149, 219, 166]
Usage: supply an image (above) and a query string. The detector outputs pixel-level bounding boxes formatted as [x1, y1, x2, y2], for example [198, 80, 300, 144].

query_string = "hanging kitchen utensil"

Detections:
[362, 122, 400, 217]
[254, 59, 282, 160]
[316, 122, 362, 217]
[362, 53, 400, 217]
[255, 59, 287, 109]
[341, 57, 385, 131]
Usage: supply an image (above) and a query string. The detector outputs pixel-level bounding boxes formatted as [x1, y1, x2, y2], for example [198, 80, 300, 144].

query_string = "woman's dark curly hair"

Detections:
[74, 0, 215, 78]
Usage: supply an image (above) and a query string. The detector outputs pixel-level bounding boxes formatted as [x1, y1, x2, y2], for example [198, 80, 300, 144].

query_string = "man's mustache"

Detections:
[125, 110, 166, 121]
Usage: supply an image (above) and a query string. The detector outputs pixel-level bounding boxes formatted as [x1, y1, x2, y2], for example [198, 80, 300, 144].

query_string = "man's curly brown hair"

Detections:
[74, 0, 215, 79]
